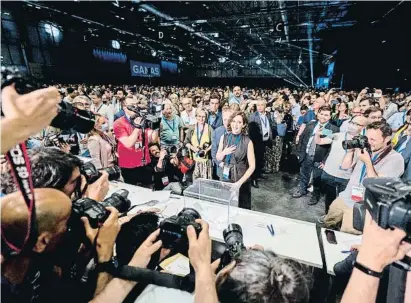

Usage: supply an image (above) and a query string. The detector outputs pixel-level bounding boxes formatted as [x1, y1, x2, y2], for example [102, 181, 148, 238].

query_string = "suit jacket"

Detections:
[401, 138, 411, 181]
[296, 120, 339, 163]
[248, 112, 273, 144]
[208, 111, 223, 130]
[211, 125, 226, 165]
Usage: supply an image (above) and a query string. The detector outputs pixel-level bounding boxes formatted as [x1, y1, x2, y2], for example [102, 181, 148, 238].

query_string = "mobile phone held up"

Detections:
[325, 229, 337, 244]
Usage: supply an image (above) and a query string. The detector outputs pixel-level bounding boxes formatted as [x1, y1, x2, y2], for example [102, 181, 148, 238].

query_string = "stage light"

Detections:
[111, 40, 120, 49]
[179, 56, 184, 62]
[256, 59, 262, 65]
[151, 50, 157, 57]
[298, 58, 302, 65]
[218, 57, 226, 63]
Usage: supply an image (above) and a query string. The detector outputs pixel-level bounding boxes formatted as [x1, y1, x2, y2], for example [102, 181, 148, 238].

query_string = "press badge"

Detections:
[223, 166, 230, 180]
[162, 176, 169, 186]
[351, 186, 365, 202]
[171, 135, 177, 140]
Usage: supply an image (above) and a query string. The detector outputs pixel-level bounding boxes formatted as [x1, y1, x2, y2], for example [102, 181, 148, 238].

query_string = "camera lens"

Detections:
[101, 189, 131, 213]
[51, 101, 95, 134]
[223, 223, 244, 247]
[103, 166, 121, 181]
[178, 208, 201, 221]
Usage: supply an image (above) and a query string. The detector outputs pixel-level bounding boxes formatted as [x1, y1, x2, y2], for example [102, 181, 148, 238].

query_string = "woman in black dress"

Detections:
[216, 111, 256, 209]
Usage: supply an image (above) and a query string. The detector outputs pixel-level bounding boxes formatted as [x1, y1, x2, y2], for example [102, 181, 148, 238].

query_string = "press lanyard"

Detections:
[396, 136, 409, 153]
[96, 103, 103, 113]
[208, 113, 216, 125]
[224, 134, 241, 164]
[359, 152, 380, 183]
[259, 113, 268, 128]
[403, 111, 407, 124]
[163, 117, 175, 132]
[196, 124, 205, 146]
[311, 122, 327, 137]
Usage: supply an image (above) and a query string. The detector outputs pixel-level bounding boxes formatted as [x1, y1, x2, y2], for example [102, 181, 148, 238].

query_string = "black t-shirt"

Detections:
[150, 157, 183, 190]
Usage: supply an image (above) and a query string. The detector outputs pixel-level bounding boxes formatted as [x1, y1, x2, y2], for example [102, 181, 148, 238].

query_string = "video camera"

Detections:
[80, 161, 121, 184]
[127, 105, 160, 130]
[217, 223, 246, 271]
[1, 67, 95, 134]
[72, 189, 131, 229]
[342, 135, 371, 154]
[159, 208, 202, 249]
[353, 178, 411, 241]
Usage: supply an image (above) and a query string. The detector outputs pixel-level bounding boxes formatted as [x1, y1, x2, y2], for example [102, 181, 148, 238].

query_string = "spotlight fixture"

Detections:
[256, 59, 262, 65]
[179, 56, 184, 62]
[111, 40, 120, 49]
[298, 58, 302, 65]
[151, 50, 157, 57]
[218, 57, 226, 63]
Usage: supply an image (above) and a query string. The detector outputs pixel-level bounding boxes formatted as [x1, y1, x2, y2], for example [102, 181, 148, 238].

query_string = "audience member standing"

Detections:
[293, 106, 339, 205]
[211, 109, 233, 179]
[207, 93, 223, 130]
[180, 97, 196, 126]
[185, 109, 213, 180]
[90, 89, 112, 128]
[216, 112, 255, 209]
[160, 103, 184, 147]
[248, 100, 272, 188]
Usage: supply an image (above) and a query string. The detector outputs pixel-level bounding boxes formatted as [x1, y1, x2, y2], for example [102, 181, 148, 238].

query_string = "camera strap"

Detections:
[2, 143, 38, 255]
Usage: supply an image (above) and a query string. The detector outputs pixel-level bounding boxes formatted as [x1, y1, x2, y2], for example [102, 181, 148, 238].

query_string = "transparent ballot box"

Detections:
[183, 179, 239, 232]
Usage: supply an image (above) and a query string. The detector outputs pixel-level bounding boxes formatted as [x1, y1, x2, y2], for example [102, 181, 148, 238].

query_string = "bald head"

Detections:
[1, 188, 71, 251]
[313, 97, 326, 110]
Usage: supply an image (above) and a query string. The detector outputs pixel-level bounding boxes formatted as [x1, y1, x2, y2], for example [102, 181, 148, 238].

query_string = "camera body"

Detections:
[72, 189, 131, 228]
[197, 142, 210, 158]
[1, 67, 95, 134]
[218, 223, 246, 271]
[159, 208, 202, 249]
[353, 178, 411, 241]
[342, 135, 371, 154]
[164, 145, 189, 159]
[80, 162, 121, 184]
[127, 105, 160, 130]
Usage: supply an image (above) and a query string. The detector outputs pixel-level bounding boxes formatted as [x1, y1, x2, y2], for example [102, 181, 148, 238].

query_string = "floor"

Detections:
[251, 171, 325, 224]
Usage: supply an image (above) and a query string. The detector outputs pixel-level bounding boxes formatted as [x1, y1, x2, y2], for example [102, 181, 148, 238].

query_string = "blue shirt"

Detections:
[302, 110, 316, 124]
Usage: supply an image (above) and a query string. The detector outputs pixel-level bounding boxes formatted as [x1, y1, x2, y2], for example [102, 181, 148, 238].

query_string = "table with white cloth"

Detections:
[320, 228, 362, 275]
[108, 182, 323, 269]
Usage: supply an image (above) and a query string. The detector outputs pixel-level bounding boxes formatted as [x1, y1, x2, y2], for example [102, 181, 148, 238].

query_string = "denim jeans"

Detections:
[321, 170, 349, 213]
[299, 155, 322, 196]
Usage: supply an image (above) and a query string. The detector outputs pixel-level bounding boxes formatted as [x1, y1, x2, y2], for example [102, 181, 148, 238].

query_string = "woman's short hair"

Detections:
[226, 111, 248, 134]
[217, 250, 313, 303]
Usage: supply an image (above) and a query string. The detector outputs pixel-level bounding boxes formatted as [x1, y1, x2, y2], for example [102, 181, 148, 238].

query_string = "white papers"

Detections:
[161, 254, 190, 276]
[339, 236, 362, 251]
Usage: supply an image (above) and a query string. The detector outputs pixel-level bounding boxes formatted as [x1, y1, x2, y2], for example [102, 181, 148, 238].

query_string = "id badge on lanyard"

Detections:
[352, 153, 379, 202]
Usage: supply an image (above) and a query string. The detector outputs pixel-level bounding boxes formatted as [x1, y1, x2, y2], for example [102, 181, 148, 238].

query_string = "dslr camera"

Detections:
[197, 142, 210, 158]
[1, 67, 95, 134]
[159, 208, 202, 249]
[165, 144, 189, 159]
[127, 105, 160, 130]
[353, 178, 411, 241]
[80, 161, 121, 184]
[217, 223, 246, 271]
[72, 189, 131, 228]
[342, 135, 371, 154]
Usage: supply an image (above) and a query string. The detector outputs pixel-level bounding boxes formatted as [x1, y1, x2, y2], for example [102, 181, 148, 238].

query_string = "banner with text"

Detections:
[130, 60, 161, 77]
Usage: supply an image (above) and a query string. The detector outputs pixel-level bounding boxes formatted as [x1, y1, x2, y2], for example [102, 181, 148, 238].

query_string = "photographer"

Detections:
[340, 211, 411, 303]
[113, 96, 157, 187]
[1, 147, 109, 203]
[148, 143, 184, 193]
[185, 109, 213, 180]
[323, 121, 405, 234]
[1, 188, 73, 303]
[1, 84, 61, 154]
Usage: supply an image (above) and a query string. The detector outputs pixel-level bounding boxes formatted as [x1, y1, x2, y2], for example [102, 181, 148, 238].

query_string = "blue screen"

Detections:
[130, 60, 161, 77]
[93, 48, 127, 63]
[161, 61, 178, 74]
[327, 62, 335, 77]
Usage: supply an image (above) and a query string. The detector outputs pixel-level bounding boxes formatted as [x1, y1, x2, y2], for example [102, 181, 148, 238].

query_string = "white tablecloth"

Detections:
[108, 182, 323, 269]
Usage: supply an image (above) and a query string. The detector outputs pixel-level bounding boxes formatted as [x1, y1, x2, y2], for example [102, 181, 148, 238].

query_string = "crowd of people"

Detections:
[23, 84, 411, 214]
[1, 82, 411, 303]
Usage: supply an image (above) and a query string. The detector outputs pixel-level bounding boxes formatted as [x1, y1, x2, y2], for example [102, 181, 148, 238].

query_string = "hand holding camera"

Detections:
[83, 171, 110, 202]
[187, 219, 213, 274]
[129, 229, 163, 268]
[81, 207, 121, 262]
[357, 211, 411, 273]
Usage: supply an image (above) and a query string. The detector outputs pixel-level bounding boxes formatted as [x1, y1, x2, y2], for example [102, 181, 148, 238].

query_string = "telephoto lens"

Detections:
[81, 162, 121, 184]
[51, 101, 95, 134]
[223, 223, 245, 250]
[101, 189, 131, 214]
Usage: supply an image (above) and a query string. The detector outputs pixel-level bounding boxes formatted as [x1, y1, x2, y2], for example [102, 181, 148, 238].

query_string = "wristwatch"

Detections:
[95, 256, 119, 273]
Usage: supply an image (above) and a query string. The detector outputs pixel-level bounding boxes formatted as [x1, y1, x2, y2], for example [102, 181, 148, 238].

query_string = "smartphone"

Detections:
[325, 229, 337, 244]
[322, 128, 333, 138]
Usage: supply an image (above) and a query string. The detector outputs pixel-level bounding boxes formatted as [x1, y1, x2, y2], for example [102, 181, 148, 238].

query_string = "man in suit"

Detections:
[394, 123, 411, 181]
[207, 93, 223, 130]
[293, 105, 339, 205]
[211, 109, 234, 180]
[248, 99, 273, 188]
